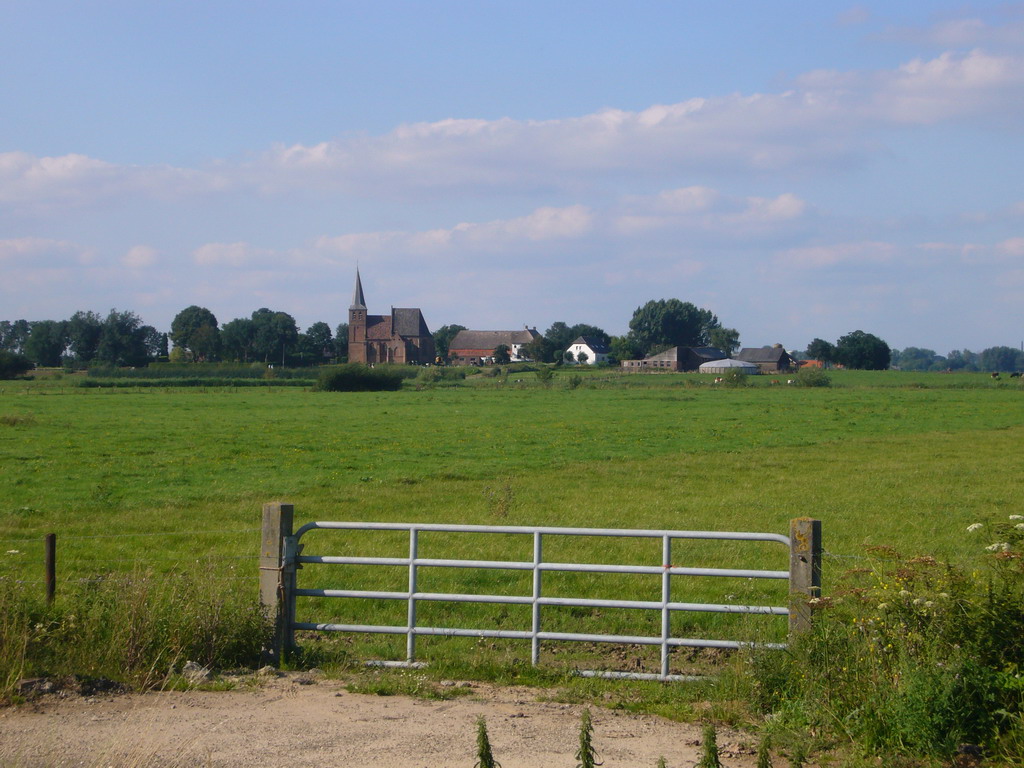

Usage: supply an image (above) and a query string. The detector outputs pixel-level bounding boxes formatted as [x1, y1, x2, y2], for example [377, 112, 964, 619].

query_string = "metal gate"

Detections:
[260, 507, 821, 682]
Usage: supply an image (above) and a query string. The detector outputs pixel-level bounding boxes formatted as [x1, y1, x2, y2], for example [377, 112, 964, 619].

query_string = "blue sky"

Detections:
[2, 2, 1023, 353]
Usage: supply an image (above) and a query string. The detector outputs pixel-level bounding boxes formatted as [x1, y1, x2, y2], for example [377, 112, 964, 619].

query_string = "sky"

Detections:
[2, 1, 1023, 354]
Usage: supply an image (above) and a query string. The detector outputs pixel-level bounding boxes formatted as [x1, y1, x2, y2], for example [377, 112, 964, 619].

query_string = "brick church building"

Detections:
[347, 270, 436, 365]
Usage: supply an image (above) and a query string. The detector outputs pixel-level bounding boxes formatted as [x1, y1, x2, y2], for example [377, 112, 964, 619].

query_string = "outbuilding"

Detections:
[698, 358, 759, 375]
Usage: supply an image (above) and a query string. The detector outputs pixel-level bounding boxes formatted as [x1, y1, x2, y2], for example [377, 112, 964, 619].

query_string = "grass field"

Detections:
[3, 368, 1023, 762]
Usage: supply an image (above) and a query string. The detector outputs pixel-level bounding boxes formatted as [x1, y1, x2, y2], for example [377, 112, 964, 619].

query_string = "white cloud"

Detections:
[192, 242, 273, 268]
[122, 245, 158, 269]
[0, 237, 93, 266]
[776, 241, 896, 269]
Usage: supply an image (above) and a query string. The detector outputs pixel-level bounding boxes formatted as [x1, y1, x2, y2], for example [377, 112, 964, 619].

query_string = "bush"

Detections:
[0, 351, 32, 379]
[795, 367, 831, 387]
[751, 519, 1024, 761]
[315, 364, 405, 392]
[721, 368, 749, 387]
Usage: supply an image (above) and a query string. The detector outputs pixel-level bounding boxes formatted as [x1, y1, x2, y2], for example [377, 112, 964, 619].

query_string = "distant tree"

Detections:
[24, 320, 68, 366]
[980, 346, 1024, 373]
[835, 330, 891, 370]
[334, 322, 349, 362]
[493, 344, 511, 365]
[568, 324, 610, 346]
[610, 335, 641, 362]
[0, 319, 31, 355]
[627, 299, 720, 357]
[66, 310, 104, 363]
[0, 350, 32, 378]
[221, 318, 256, 362]
[95, 309, 152, 367]
[577, 350, 589, 365]
[708, 327, 740, 356]
[521, 335, 556, 363]
[305, 322, 334, 362]
[946, 349, 979, 372]
[251, 308, 298, 365]
[433, 324, 466, 361]
[564, 350, 575, 363]
[893, 347, 943, 371]
[806, 338, 837, 365]
[544, 322, 575, 352]
[170, 306, 219, 361]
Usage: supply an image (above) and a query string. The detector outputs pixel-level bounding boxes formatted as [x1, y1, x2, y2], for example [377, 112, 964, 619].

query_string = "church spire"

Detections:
[350, 268, 367, 311]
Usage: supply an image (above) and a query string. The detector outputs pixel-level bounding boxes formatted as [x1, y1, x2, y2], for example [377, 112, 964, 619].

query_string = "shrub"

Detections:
[721, 368, 749, 387]
[315, 364, 405, 392]
[696, 722, 722, 767]
[795, 367, 831, 387]
[0, 351, 32, 379]
[751, 521, 1024, 761]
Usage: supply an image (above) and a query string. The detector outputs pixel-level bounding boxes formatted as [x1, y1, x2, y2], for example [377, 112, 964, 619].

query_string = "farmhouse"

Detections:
[565, 336, 611, 365]
[448, 328, 541, 365]
[621, 346, 726, 372]
[347, 270, 436, 365]
[735, 346, 796, 374]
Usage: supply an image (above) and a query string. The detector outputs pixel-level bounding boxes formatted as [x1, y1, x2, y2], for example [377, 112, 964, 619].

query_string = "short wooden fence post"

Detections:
[45, 533, 56, 604]
[788, 517, 822, 638]
[260, 502, 294, 666]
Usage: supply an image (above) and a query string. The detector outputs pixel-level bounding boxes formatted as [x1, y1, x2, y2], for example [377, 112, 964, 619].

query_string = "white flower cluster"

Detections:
[966, 523, 983, 532]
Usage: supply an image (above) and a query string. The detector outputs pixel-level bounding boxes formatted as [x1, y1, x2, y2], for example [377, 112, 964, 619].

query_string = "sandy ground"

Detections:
[0, 673, 773, 767]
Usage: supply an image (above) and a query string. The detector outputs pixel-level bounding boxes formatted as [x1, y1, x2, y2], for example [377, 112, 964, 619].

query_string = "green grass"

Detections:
[2, 369, 1023, 762]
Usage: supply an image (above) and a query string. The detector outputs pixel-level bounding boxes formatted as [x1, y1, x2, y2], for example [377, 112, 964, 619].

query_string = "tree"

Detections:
[946, 349, 979, 372]
[95, 309, 151, 367]
[544, 321, 575, 353]
[627, 299, 720, 357]
[708, 327, 740, 356]
[0, 319, 31, 354]
[305, 322, 334, 362]
[893, 347, 943, 372]
[66, 310, 104, 363]
[493, 344, 511, 364]
[221, 318, 256, 362]
[521, 335, 556, 363]
[806, 338, 836, 365]
[433, 324, 466, 361]
[563, 350, 575, 363]
[576, 350, 589, 364]
[980, 346, 1024, 373]
[334, 322, 349, 362]
[24, 320, 68, 366]
[569, 324, 610, 346]
[251, 308, 298, 365]
[835, 330, 891, 370]
[610, 335, 641, 362]
[170, 306, 219, 361]
[0, 351, 32, 379]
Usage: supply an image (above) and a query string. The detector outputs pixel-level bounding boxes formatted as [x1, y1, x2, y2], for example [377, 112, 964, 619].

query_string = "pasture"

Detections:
[2, 369, 1023, 762]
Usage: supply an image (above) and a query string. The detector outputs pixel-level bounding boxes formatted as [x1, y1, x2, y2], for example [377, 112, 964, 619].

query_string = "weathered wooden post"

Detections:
[788, 517, 822, 637]
[260, 502, 294, 665]
[44, 533, 56, 604]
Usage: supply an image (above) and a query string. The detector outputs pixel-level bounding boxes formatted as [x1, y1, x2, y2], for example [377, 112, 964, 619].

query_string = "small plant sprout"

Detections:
[696, 723, 722, 768]
[756, 733, 772, 768]
[475, 716, 500, 768]
[575, 708, 601, 768]
[656, 758, 667, 768]
[788, 741, 808, 767]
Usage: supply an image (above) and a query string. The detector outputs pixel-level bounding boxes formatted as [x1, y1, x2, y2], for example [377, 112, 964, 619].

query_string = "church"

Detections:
[347, 270, 436, 365]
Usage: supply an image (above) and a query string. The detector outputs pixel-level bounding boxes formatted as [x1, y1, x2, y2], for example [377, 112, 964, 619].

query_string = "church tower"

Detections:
[348, 268, 368, 364]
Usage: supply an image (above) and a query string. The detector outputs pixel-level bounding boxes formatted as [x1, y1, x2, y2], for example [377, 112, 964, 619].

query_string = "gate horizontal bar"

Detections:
[298, 555, 787, 580]
[294, 587, 788, 615]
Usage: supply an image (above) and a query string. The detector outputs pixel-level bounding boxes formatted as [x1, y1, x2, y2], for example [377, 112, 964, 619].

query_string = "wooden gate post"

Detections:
[788, 517, 821, 637]
[44, 533, 56, 604]
[260, 502, 294, 666]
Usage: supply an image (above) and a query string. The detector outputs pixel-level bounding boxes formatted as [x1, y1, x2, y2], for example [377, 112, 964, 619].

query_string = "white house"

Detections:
[565, 336, 611, 365]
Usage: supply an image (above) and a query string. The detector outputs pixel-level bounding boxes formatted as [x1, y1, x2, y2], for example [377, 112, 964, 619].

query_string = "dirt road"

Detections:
[0, 673, 769, 767]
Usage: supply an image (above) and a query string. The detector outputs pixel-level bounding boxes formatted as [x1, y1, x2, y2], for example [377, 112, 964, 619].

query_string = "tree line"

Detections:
[2, 299, 1018, 373]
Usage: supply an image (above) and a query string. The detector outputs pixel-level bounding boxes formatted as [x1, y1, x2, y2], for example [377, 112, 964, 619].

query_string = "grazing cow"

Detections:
[713, 377, 723, 384]
[992, 372, 1001, 380]
[1011, 372, 1021, 379]
[770, 379, 781, 385]
[787, 379, 795, 385]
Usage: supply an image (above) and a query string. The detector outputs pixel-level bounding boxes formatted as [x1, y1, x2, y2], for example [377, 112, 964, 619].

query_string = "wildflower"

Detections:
[985, 542, 1011, 552]
[5, 550, 20, 555]
[924, 601, 934, 608]
[938, 592, 950, 599]
[1010, 515, 1024, 521]
[1015, 524, 1024, 530]
[912, 598, 923, 605]
[877, 603, 889, 611]
[966, 523, 983, 532]
[899, 590, 911, 598]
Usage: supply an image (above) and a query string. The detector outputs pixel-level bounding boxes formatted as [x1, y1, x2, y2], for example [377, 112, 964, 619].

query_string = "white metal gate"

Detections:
[261, 517, 819, 682]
